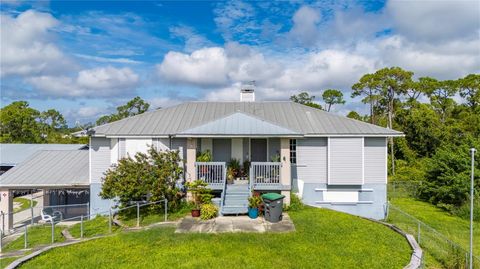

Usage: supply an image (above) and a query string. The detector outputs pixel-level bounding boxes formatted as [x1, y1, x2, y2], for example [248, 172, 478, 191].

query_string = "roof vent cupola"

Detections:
[240, 81, 255, 102]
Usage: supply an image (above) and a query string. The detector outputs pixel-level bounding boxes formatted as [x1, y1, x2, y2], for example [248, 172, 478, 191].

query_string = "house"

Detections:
[0, 143, 87, 175]
[88, 87, 402, 219]
[0, 146, 89, 231]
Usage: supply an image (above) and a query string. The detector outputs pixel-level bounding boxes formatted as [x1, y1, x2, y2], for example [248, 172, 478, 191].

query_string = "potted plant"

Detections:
[227, 166, 235, 184]
[196, 150, 213, 175]
[185, 180, 213, 217]
[248, 195, 262, 219]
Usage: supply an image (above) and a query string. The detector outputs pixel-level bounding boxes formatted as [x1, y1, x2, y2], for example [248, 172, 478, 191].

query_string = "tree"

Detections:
[322, 89, 345, 112]
[352, 67, 413, 174]
[458, 74, 480, 110]
[290, 92, 322, 109]
[40, 109, 67, 130]
[424, 79, 457, 122]
[0, 101, 44, 143]
[96, 96, 150, 125]
[100, 146, 185, 210]
[352, 74, 382, 124]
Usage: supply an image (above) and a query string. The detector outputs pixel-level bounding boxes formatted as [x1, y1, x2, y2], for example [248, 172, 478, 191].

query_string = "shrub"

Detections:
[100, 146, 185, 211]
[196, 150, 212, 162]
[185, 180, 213, 209]
[227, 158, 241, 177]
[285, 193, 305, 211]
[248, 195, 262, 208]
[200, 203, 218, 220]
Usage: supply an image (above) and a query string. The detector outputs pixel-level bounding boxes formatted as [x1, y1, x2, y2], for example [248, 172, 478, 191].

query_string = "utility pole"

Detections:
[470, 148, 476, 269]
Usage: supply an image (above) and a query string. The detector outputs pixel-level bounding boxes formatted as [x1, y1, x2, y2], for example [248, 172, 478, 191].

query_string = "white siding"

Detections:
[110, 138, 118, 164]
[171, 138, 187, 160]
[329, 137, 363, 185]
[118, 138, 126, 159]
[125, 138, 152, 157]
[364, 137, 387, 184]
[153, 138, 170, 151]
[296, 138, 327, 183]
[90, 137, 111, 184]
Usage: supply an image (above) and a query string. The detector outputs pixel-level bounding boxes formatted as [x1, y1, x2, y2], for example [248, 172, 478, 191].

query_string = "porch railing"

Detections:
[250, 162, 282, 189]
[195, 162, 226, 189]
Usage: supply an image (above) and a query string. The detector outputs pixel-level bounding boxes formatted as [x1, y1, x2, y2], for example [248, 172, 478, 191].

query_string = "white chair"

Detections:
[41, 208, 63, 223]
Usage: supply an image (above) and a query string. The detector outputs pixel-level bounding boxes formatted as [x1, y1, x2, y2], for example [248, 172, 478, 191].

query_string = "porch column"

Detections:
[0, 188, 13, 232]
[186, 138, 197, 183]
[280, 138, 291, 205]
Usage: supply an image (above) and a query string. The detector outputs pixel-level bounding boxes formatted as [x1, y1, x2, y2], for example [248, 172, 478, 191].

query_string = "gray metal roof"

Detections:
[0, 144, 87, 166]
[92, 101, 402, 137]
[178, 112, 300, 136]
[0, 150, 89, 188]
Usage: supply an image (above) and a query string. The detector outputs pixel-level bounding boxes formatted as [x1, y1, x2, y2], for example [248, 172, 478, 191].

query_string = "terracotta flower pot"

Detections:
[191, 209, 200, 217]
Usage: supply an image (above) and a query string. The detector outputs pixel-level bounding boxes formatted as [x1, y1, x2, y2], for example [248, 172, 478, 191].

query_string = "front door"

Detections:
[212, 139, 231, 162]
[250, 139, 267, 162]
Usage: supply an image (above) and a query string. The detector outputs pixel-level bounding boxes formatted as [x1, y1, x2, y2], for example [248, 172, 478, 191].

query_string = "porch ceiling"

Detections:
[177, 112, 300, 137]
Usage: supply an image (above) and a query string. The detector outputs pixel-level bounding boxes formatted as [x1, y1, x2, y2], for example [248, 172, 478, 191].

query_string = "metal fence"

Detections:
[387, 181, 479, 269]
[0, 199, 168, 253]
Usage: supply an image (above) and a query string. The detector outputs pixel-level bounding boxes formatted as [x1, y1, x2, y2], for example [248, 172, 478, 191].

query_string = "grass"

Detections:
[2, 224, 65, 252]
[118, 203, 193, 227]
[68, 216, 122, 238]
[388, 197, 480, 268]
[20, 207, 411, 269]
[13, 198, 37, 213]
[0, 257, 19, 269]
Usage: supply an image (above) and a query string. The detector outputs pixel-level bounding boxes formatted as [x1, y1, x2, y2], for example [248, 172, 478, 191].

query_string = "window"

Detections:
[290, 139, 297, 164]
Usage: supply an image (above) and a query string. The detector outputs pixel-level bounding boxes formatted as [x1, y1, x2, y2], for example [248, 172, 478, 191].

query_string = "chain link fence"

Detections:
[387, 181, 479, 269]
[0, 199, 168, 253]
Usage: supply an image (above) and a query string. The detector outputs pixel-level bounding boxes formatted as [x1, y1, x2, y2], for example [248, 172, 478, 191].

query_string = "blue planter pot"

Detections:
[248, 207, 258, 219]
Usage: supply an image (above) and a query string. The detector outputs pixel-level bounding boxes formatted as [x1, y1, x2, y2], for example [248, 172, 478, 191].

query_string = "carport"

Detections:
[0, 150, 89, 232]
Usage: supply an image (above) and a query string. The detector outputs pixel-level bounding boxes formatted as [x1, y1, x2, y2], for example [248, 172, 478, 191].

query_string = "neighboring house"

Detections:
[88, 87, 402, 219]
[0, 143, 87, 175]
[0, 146, 89, 231]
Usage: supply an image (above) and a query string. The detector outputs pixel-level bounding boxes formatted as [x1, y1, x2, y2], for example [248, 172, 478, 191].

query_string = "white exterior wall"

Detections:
[328, 137, 363, 185]
[296, 138, 328, 184]
[90, 137, 111, 184]
[125, 138, 152, 157]
[364, 137, 387, 184]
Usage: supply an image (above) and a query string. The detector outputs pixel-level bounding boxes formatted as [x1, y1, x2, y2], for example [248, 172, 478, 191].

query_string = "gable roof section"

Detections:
[178, 112, 300, 137]
[0, 150, 89, 188]
[0, 144, 88, 166]
[92, 101, 402, 137]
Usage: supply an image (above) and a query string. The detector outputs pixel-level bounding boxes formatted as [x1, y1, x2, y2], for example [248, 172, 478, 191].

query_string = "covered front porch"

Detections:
[185, 137, 292, 199]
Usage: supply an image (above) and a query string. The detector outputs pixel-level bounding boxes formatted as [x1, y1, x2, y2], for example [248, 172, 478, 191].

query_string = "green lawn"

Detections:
[68, 216, 121, 238]
[2, 225, 65, 252]
[13, 198, 37, 213]
[0, 257, 19, 269]
[20, 207, 411, 269]
[388, 197, 480, 268]
[117, 203, 193, 227]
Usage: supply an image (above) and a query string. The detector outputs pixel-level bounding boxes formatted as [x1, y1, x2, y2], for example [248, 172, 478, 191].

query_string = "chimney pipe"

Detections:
[240, 81, 255, 102]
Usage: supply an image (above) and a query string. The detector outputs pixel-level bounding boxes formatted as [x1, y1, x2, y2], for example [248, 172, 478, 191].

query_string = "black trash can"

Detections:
[261, 193, 285, 223]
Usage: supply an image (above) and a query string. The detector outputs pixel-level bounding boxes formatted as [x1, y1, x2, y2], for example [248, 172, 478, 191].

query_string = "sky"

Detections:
[1, 0, 479, 126]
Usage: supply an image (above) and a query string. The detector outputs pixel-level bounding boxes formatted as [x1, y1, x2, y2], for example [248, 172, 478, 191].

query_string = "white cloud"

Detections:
[386, 0, 480, 41]
[28, 66, 139, 98]
[77, 106, 107, 118]
[157, 47, 229, 87]
[288, 6, 321, 46]
[0, 10, 74, 77]
[74, 54, 142, 64]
